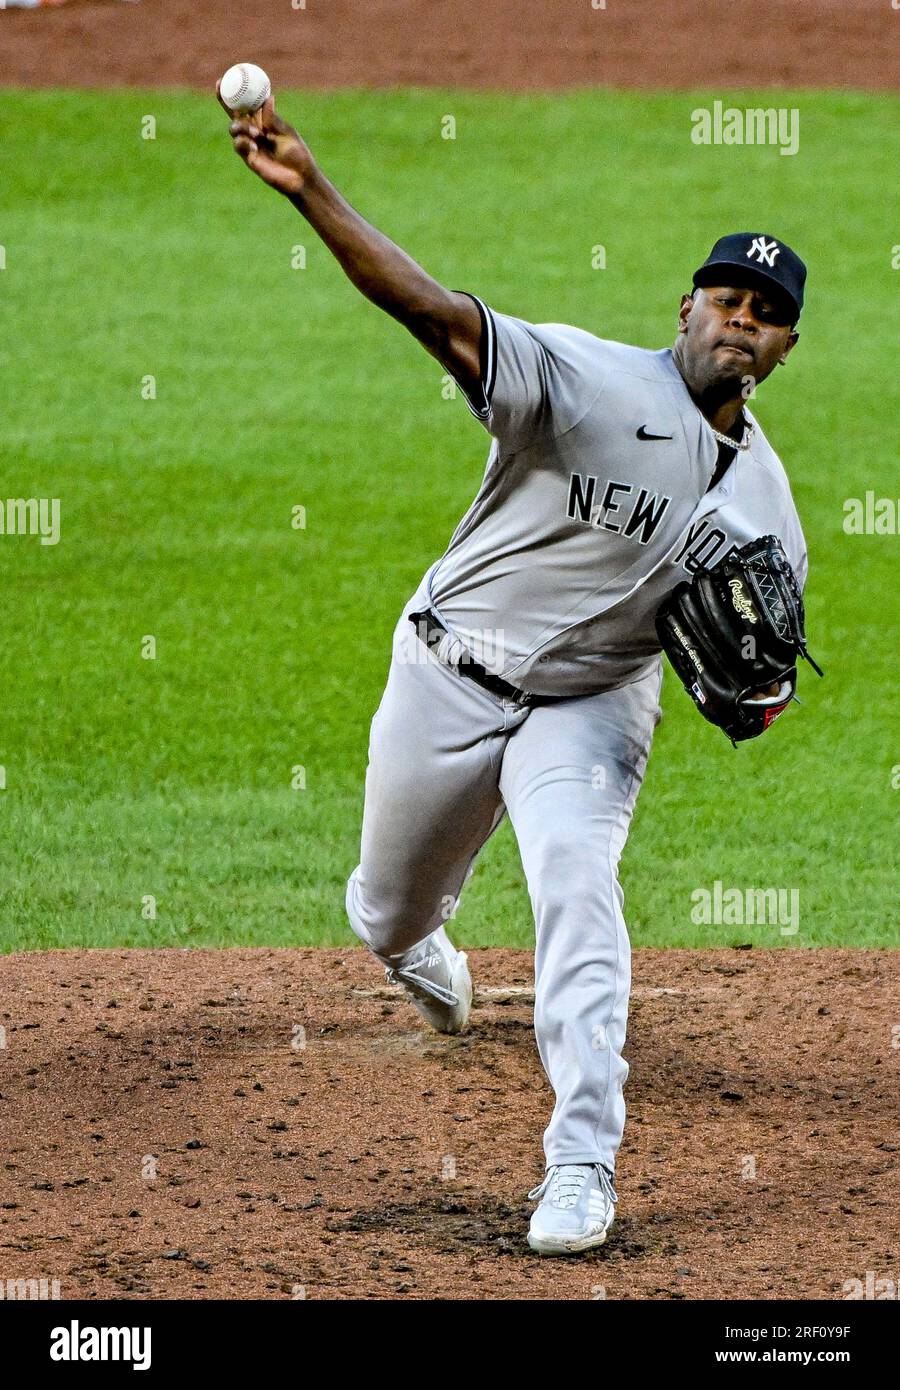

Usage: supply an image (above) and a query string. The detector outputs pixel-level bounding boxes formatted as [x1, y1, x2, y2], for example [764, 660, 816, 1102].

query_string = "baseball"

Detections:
[219, 62, 272, 115]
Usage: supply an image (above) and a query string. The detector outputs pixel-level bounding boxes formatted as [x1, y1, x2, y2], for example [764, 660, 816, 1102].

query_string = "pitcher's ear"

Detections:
[778, 329, 800, 365]
[677, 292, 694, 332]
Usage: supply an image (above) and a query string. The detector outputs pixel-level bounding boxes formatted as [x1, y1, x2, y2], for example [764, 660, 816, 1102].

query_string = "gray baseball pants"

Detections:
[345, 579, 663, 1173]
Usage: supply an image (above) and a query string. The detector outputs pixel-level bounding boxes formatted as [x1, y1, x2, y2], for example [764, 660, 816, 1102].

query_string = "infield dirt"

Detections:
[0, 0, 896, 91]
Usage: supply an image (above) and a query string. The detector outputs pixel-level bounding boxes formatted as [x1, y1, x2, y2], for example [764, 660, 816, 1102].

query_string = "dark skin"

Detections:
[221, 94, 796, 699]
[219, 91, 485, 399]
[672, 286, 799, 437]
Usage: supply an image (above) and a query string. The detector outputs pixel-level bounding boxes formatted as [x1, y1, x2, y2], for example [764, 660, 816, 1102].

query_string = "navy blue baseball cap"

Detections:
[692, 232, 807, 323]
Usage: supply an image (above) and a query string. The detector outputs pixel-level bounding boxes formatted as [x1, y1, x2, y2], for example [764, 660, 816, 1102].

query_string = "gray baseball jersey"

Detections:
[422, 296, 808, 697]
[348, 296, 810, 1179]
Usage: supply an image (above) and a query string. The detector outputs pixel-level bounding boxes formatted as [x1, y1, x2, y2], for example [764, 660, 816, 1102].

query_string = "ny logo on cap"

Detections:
[746, 236, 781, 267]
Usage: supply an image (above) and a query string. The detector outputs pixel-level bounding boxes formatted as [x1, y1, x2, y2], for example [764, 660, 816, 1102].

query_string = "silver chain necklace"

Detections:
[710, 419, 754, 452]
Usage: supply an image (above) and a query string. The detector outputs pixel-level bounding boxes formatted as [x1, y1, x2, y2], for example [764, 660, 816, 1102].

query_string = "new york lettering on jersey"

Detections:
[424, 297, 807, 698]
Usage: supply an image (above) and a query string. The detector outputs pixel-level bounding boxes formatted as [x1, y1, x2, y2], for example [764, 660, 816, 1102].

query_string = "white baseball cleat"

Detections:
[527, 1163, 618, 1255]
[381, 925, 472, 1035]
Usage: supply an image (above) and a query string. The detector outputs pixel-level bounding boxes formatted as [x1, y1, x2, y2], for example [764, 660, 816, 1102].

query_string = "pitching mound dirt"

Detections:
[1, 947, 895, 1300]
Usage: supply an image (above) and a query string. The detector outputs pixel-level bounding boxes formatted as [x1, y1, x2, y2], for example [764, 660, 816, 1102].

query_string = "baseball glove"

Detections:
[655, 534, 823, 745]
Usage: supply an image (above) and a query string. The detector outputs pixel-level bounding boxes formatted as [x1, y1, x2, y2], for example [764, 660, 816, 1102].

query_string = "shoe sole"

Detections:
[527, 1218, 614, 1256]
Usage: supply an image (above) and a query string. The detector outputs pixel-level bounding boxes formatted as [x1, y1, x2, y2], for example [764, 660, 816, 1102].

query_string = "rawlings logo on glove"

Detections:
[728, 577, 757, 623]
[656, 535, 823, 745]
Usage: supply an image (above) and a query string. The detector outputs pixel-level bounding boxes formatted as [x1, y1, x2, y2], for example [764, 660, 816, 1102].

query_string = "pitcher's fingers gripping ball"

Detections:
[218, 62, 271, 115]
[216, 73, 314, 199]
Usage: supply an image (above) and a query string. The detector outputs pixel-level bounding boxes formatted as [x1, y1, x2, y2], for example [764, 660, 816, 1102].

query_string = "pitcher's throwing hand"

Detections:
[218, 81, 314, 199]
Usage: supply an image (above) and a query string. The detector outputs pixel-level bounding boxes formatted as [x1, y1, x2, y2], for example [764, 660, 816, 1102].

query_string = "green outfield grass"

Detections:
[1, 87, 897, 950]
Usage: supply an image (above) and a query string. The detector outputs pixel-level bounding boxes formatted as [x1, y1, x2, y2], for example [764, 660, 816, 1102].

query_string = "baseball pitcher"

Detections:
[221, 90, 820, 1255]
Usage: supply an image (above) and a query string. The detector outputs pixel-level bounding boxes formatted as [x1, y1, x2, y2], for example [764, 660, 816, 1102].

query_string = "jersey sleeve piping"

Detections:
[452, 291, 497, 421]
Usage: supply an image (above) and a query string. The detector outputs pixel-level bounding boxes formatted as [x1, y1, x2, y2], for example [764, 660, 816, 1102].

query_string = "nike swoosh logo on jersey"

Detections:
[636, 425, 674, 441]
